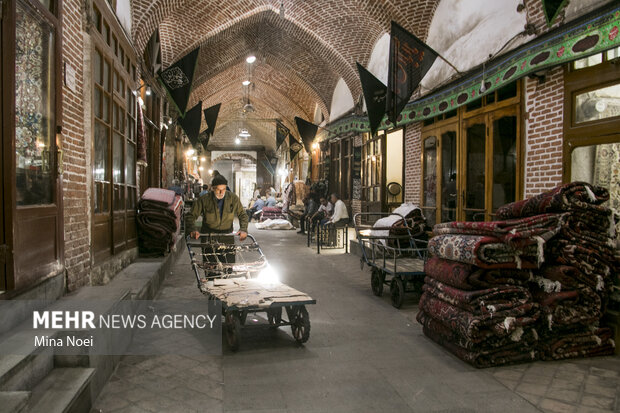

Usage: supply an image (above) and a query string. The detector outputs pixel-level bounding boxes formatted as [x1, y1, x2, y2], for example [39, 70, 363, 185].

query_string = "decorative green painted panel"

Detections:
[327, 6, 620, 137]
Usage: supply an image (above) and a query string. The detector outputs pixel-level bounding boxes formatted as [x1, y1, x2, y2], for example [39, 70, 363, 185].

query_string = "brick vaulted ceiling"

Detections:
[131, 0, 440, 150]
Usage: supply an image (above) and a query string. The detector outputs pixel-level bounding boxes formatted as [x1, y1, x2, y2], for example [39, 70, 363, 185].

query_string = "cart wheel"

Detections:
[390, 278, 405, 309]
[225, 312, 241, 351]
[371, 269, 384, 297]
[290, 305, 311, 344]
[267, 307, 282, 326]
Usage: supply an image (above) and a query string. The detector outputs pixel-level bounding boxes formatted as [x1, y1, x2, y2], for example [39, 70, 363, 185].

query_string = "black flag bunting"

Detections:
[275, 121, 289, 150]
[158, 48, 199, 115]
[387, 21, 439, 124]
[203, 103, 221, 137]
[356, 62, 387, 136]
[542, 0, 568, 26]
[178, 101, 202, 148]
[294, 117, 318, 153]
[289, 135, 303, 161]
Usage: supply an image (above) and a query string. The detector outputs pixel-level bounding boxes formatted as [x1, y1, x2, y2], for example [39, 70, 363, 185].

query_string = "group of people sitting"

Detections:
[297, 192, 349, 235]
[246, 190, 278, 222]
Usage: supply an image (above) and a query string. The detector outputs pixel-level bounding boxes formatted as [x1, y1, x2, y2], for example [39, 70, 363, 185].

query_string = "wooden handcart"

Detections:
[187, 233, 316, 351]
[353, 212, 428, 308]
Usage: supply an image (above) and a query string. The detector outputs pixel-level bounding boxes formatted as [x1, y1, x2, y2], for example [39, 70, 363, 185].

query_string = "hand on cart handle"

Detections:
[190, 231, 200, 239]
[237, 230, 248, 241]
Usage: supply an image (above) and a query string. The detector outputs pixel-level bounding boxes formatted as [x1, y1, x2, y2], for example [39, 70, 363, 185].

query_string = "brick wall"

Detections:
[62, 0, 91, 291]
[523, 66, 564, 198]
[404, 123, 422, 205]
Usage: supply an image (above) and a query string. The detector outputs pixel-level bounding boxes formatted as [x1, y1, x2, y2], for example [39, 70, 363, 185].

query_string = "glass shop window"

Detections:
[574, 82, 620, 124]
[15, 2, 55, 206]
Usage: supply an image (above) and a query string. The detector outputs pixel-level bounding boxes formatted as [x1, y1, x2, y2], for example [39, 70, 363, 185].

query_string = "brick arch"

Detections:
[189, 61, 322, 123]
[211, 152, 257, 163]
[132, 1, 442, 98]
[162, 10, 360, 103]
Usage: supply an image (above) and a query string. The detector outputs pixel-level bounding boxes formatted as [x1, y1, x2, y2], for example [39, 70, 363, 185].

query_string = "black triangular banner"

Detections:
[276, 121, 289, 150]
[289, 134, 303, 161]
[356, 62, 387, 136]
[387, 21, 439, 124]
[542, 0, 568, 26]
[178, 101, 202, 147]
[158, 48, 199, 115]
[294, 117, 318, 153]
[203, 103, 221, 137]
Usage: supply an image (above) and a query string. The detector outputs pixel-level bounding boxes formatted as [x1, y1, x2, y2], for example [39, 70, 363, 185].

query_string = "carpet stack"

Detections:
[418, 182, 617, 367]
[496, 181, 617, 361]
[137, 188, 183, 257]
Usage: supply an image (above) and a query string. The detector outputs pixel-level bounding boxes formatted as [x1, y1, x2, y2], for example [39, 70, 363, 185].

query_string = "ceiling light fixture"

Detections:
[200, 157, 206, 162]
[186, 148, 195, 157]
[242, 80, 251, 86]
[145, 86, 152, 96]
[239, 129, 251, 138]
[246, 55, 256, 64]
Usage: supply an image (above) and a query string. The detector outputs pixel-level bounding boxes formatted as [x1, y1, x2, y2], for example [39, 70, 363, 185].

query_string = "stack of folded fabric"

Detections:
[137, 188, 182, 256]
[496, 182, 617, 360]
[260, 206, 286, 221]
[417, 256, 540, 367]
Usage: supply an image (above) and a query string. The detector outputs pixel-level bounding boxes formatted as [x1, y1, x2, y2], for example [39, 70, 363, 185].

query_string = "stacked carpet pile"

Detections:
[137, 188, 183, 257]
[418, 182, 618, 367]
[496, 181, 617, 361]
[260, 206, 286, 221]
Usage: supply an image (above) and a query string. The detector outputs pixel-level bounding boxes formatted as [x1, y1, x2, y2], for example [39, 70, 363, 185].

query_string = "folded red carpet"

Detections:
[424, 257, 532, 290]
[423, 277, 532, 315]
[496, 182, 609, 220]
[428, 234, 542, 269]
[419, 292, 540, 343]
[432, 213, 565, 249]
[539, 327, 615, 360]
[417, 311, 539, 368]
[531, 287, 602, 331]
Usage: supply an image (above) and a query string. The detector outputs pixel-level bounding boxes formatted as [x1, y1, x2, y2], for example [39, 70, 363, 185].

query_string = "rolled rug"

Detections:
[424, 256, 531, 290]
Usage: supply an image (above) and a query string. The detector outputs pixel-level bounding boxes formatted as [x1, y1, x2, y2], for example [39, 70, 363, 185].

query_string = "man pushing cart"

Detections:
[185, 174, 315, 351]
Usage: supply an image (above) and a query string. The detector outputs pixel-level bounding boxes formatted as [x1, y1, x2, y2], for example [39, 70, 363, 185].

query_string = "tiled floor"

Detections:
[92, 225, 620, 413]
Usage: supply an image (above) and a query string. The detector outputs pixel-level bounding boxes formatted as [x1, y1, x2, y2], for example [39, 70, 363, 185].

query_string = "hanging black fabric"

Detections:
[276, 121, 289, 150]
[179, 101, 202, 147]
[158, 48, 199, 115]
[356, 62, 387, 136]
[289, 134, 303, 161]
[203, 103, 221, 137]
[542, 0, 568, 26]
[294, 116, 318, 153]
[387, 21, 438, 124]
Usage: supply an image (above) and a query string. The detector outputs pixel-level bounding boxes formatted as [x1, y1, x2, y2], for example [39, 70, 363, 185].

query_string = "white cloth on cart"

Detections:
[255, 219, 295, 230]
[370, 203, 422, 245]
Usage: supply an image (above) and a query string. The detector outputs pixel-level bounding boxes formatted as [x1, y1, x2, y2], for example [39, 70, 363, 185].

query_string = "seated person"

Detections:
[266, 191, 277, 207]
[298, 192, 319, 234]
[246, 196, 266, 222]
[312, 196, 333, 229]
[323, 193, 349, 227]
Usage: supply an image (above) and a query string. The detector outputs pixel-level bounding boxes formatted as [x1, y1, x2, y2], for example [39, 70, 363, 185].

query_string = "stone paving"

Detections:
[92, 224, 620, 413]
